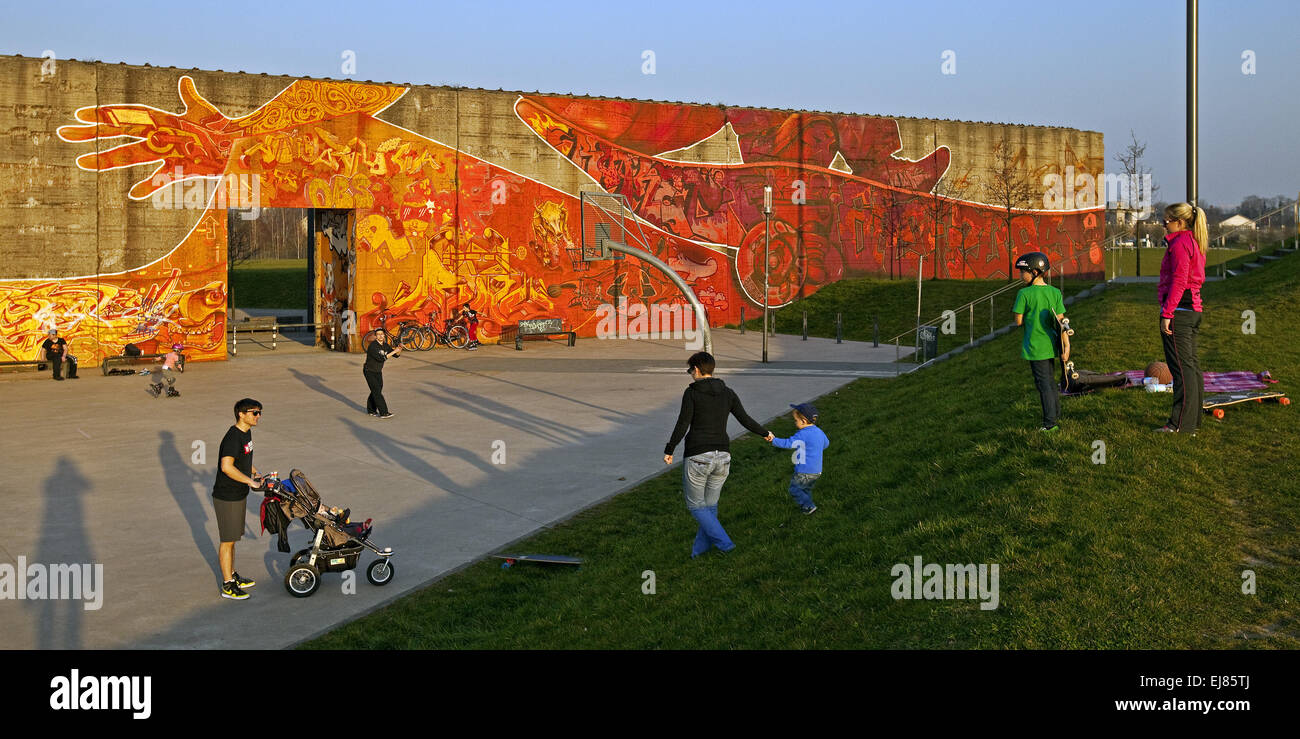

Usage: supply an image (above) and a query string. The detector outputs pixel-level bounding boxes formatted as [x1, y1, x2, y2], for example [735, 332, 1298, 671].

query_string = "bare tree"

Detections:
[1113, 130, 1160, 240]
[985, 136, 1039, 279]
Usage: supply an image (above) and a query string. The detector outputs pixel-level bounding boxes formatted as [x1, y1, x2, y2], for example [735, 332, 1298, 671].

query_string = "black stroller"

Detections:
[260, 469, 395, 598]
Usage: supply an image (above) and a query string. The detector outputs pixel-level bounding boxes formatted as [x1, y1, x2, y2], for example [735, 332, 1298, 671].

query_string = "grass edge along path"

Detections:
[305, 256, 1298, 649]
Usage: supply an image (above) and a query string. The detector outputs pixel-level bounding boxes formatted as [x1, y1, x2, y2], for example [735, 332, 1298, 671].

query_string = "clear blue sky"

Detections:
[6, 0, 1296, 207]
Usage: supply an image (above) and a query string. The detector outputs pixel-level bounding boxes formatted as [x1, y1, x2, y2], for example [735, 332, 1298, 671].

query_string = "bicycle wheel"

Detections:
[399, 325, 421, 351]
[416, 325, 435, 351]
[447, 325, 470, 349]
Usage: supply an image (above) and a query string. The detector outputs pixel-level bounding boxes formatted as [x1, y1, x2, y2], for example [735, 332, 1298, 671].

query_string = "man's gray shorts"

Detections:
[213, 496, 247, 543]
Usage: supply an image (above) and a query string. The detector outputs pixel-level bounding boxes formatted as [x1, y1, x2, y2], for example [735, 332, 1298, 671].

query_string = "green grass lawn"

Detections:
[734, 277, 1099, 360]
[304, 252, 1299, 650]
[1106, 247, 1250, 278]
[229, 258, 309, 310]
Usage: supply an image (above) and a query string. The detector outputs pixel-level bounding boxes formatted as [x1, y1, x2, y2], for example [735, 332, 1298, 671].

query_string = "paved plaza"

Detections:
[0, 330, 911, 649]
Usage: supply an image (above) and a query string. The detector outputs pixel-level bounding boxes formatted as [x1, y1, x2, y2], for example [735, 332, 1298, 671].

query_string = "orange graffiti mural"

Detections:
[7, 74, 1101, 363]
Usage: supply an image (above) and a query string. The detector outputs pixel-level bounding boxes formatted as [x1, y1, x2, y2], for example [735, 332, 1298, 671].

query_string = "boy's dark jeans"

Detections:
[1029, 359, 1059, 427]
[1161, 311, 1203, 433]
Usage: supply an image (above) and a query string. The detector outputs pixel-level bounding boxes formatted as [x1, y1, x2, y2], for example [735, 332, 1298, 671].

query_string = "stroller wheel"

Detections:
[290, 548, 312, 567]
[285, 563, 321, 598]
[366, 558, 395, 586]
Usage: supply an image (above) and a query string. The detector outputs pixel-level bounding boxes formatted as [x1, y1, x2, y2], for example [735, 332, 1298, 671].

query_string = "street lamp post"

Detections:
[762, 185, 773, 363]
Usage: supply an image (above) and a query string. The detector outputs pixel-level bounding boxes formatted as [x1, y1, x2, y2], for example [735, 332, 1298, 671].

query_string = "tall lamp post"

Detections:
[762, 185, 773, 363]
[1187, 0, 1197, 205]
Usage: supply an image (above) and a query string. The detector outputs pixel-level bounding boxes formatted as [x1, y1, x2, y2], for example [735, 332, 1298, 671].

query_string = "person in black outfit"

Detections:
[364, 329, 401, 418]
[40, 329, 78, 380]
[212, 398, 272, 600]
[663, 351, 773, 557]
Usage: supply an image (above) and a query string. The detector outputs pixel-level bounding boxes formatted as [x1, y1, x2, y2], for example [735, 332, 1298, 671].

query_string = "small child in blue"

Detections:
[770, 403, 830, 514]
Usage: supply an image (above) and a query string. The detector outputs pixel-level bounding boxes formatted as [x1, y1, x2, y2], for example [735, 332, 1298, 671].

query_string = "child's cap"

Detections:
[790, 403, 819, 420]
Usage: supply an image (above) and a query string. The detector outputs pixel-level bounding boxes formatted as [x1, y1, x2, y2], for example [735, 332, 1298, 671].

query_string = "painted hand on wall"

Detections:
[57, 77, 241, 199]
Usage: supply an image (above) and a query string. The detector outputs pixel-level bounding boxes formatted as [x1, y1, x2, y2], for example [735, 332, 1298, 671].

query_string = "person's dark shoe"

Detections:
[378, 413, 394, 419]
[220, 581, 249, 600]
[54, 376, 64, 381]
[231, 571, 256, 589]
[146, 384, 161, 398]
[802, 505, 818, 515]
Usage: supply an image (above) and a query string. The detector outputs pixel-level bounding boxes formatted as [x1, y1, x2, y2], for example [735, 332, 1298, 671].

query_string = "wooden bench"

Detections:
[229, 316, 279, 354]
[101, 353, 186, 375]
[500, 318, 577, 351]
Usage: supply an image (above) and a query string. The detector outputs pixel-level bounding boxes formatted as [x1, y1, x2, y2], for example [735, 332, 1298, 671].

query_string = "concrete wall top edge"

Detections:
[3, 53, 1102, 136]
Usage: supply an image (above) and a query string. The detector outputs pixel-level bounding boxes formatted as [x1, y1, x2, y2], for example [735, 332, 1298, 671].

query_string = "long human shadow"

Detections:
[34, 456, 94, 649]
[289, 367, 367, 413]
[416, 384, 594, 447]
[158, 431, 223, 584]
[414, 361, 635, 418]
[339, 416, 503, 513]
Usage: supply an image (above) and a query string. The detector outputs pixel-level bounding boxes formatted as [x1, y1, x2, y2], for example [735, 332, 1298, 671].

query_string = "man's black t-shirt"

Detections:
[41, 338, 67, 359]
[212, 425, 253, 501]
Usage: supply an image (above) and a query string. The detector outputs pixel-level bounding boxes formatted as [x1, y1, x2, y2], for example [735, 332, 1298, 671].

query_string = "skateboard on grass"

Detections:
[493, 554, 582, 569]
[1203, 391, 1290, 420]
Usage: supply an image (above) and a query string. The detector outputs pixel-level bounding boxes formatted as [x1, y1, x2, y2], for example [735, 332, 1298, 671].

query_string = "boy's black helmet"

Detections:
[1015, 252, 1050, 275]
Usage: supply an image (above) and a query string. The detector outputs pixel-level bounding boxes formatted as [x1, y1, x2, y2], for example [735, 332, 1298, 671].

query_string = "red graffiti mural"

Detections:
[6, 75, 1101, 362]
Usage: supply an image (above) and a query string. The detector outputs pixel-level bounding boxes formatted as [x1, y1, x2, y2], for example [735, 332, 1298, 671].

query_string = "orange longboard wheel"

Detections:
[1213, 409, 1225, 419]
[1281, 397, 1291, 406]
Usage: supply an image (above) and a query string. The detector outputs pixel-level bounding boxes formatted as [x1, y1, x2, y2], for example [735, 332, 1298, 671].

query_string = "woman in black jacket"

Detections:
[663, 352, 772, 557]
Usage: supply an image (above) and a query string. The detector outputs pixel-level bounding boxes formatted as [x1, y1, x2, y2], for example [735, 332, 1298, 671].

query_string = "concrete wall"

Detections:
[0, 56, 1104, 364]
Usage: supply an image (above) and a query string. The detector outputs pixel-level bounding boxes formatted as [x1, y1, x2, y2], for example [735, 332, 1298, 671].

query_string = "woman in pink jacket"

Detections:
[1155, 202, 1208, 434]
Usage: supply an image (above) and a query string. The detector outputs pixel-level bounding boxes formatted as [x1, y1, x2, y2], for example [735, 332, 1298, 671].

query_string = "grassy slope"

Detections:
[736, 278, 1098, 359]
[1107, 247, 1249, 278]
[305, 256, 1299, 649]
[229, 259, 309, 310]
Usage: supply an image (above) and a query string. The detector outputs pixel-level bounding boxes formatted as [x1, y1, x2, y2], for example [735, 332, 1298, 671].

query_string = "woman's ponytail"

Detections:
[1192, 207, 1209, 255]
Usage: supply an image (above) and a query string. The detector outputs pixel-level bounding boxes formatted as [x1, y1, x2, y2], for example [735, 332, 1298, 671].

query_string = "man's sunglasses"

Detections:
[244, 410, 262, 416]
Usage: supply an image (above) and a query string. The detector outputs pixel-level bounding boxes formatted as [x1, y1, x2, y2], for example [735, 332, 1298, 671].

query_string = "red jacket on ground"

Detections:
[1157, 230, 1205, 319]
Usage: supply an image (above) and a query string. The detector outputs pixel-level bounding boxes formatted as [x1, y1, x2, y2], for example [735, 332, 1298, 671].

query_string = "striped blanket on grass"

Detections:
[1119, 370, 1274, 392]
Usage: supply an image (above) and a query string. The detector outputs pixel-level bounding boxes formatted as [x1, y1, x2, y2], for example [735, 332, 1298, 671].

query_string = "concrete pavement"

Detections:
[0, 329, 913, 649]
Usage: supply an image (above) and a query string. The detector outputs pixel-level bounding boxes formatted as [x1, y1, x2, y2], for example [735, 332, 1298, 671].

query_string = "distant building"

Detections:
[1219, 214, 1256, 230]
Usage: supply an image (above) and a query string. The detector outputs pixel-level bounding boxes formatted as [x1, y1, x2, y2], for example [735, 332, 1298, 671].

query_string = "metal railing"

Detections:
[230, 321, 334, 355]
[883, 281, 1025, 367]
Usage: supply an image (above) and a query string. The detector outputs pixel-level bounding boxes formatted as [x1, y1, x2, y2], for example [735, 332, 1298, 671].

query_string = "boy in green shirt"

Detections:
[1011, 252, 1067, 432]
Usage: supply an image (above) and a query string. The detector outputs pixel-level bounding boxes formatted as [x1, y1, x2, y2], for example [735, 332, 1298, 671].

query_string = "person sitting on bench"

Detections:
[40, 328, 78, 381]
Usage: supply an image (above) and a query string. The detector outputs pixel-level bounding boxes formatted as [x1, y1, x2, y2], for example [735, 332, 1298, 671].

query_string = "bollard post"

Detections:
[836, 313, 843, 344]
[231, 325, 237, 356]
[969, 303, 974, 346]
[272, 324, 278, 351]
[989, 296, 994, 335]
[740, 305, 745, 334]
[330, 321, 336, 351]
[872, 315, 879, 347]
[802, 311, 808, 341]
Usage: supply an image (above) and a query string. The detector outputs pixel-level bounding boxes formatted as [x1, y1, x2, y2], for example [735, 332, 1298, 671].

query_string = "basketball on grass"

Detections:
[1145, 361, 1173, 384]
